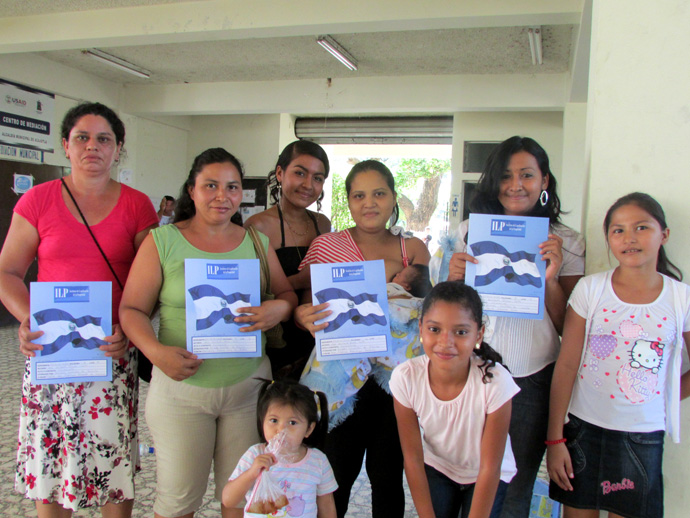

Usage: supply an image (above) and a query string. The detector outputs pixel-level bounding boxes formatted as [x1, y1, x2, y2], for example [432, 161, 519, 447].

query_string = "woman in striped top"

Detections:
[295, 160, 429, 518]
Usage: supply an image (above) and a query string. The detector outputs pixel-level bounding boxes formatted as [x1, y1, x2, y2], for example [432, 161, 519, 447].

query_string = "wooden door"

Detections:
[0, 160, 64, 325]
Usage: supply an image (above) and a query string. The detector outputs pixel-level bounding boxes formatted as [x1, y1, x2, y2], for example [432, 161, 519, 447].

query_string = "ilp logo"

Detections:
[53, 286, 90, 303]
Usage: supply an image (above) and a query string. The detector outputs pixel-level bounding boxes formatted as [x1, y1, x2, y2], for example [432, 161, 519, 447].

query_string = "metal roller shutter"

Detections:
[294, 116, 453, 145]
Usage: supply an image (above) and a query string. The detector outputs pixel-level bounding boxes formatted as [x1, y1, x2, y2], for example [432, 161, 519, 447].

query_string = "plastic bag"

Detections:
[245, 431, 290, 516]
[267, 428, 296, 464]
[245, 471, 289, 516]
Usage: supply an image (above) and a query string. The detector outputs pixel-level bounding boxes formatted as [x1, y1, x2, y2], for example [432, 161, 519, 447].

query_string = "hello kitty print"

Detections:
[582, 310, 673, 405]
[567, 272, 685, 433]
[630, 339, 664, 373]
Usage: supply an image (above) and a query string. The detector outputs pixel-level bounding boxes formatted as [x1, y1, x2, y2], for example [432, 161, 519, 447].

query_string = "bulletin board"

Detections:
[239, 178, 269, 222]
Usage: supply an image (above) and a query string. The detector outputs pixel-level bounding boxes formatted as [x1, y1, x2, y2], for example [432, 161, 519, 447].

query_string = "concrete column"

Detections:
[586, 2, 690, 515]
[559, 102, 587, 232]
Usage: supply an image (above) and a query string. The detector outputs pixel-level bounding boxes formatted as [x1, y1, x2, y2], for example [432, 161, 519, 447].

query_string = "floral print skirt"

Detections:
[15, 347, 140, 510]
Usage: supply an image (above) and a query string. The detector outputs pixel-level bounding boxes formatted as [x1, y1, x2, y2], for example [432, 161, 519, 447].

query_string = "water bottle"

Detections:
[139, 443, 155, 457]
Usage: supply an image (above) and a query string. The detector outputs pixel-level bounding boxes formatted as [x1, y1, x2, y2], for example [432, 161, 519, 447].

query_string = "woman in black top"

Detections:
[244, 140, 331, 378]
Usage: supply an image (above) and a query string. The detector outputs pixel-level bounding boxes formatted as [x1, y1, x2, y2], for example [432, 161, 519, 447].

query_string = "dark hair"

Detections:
[407, 264, 432, 298]
[420, 281, 505, 382]
[174, 148, 244, 223]
[345, 160, 400, 226]
[470, 136, 562, 224]
[163, 195, 175, 203]
[603, 192, 682, 281]
[267, 140, 330, 211]
[256, 379, 329, 449]
[60, 102, 126, 146]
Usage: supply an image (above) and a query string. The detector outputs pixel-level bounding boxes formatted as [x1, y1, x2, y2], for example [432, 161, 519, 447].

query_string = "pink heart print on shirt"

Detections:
[617, 361, 659, 404]
[589, 334, 617, 360]
[620, 320, 643, 339]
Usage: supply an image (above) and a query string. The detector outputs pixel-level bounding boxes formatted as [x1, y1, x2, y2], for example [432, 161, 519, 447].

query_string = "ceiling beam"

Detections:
[0, 0, 583, 53]
[121, 73, 569, 116]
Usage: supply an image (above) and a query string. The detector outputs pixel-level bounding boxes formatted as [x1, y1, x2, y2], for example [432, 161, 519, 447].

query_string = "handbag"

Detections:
[60, 178, 154, 382]
[246, 225, 286, 349]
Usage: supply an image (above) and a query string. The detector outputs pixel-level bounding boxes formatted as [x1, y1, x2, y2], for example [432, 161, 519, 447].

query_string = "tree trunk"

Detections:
[398, 194, 415, 227]
[408, 175, 442, 231]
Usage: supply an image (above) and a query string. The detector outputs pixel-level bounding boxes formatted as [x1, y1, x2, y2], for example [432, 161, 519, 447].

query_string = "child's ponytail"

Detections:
[312, 391, 329, 449]
[474, 341, 507, 383]
[657, 246, 682, 282]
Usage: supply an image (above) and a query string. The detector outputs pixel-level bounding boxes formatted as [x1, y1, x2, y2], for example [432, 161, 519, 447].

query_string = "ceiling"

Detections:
[0, 1, 578, 86]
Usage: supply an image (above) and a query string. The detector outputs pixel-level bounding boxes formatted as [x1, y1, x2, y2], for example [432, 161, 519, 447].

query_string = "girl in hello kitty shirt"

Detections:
[547, 193, 690, 518]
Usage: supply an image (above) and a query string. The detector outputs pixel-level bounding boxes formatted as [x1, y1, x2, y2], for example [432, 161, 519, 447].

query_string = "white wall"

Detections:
[278, 114, 298, 157]
[187, 114, 282, 179]
[586, 1, 690, 516]
[121, 115, 190, 198]
[449, 111, 566, 228]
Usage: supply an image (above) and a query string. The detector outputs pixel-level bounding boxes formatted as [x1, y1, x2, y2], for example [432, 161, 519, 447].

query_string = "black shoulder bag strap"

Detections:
[60, 178, 123, 290]
[60, 178, 155, 382]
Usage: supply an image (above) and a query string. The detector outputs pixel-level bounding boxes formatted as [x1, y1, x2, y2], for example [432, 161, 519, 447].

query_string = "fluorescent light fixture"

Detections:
[527, 27, 543, 65]
[316, 35, 358, 71]
[83, 49, 151, 79]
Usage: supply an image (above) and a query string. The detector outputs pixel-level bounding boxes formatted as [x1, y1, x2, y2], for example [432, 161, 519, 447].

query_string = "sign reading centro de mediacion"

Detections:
[0, 78, 55, 154]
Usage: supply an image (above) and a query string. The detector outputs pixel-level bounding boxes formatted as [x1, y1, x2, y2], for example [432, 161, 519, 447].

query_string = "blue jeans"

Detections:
[425, 464, 507, 518]
[499, 363, 554, 518]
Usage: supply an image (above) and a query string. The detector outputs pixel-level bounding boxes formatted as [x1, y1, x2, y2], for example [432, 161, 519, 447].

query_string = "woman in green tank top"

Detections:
[120, 148, 297, 518]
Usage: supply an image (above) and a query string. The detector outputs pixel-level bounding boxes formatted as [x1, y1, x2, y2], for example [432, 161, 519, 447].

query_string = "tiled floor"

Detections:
[0, 324, 416, 517]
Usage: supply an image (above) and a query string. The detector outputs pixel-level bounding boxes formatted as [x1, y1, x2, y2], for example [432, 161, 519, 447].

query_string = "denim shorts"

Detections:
[549, 414, 664, 518]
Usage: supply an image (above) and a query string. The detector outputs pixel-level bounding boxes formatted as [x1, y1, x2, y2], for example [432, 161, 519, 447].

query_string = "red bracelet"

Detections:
[544, 438, 567, 445]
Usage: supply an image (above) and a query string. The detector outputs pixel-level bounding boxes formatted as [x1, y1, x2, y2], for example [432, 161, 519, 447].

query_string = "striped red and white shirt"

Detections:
[299, 229, 409, 270]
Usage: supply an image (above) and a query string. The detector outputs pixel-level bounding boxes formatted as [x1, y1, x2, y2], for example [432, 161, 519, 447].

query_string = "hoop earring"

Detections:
[539, 190, 549, 207]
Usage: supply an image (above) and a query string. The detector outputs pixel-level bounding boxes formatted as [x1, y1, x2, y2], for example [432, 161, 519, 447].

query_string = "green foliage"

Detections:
[395, 158, 451, 193]
[330, 169, 355, 231]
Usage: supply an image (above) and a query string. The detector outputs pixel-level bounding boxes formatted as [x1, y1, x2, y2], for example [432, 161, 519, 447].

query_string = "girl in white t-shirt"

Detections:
[391, 282, 519, 518]
[547, 193, 690, 518]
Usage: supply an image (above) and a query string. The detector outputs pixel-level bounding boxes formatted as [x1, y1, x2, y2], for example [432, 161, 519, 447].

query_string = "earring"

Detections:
[475, 342, 481, 350]
[277, 182, 282, 198]
[539, 190, 549, 206]
[419, 337, 423, 345]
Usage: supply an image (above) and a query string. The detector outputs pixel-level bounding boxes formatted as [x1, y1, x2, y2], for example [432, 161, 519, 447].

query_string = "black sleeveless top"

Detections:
[269, 205, 322, 379]
[274, 205, 322, 276]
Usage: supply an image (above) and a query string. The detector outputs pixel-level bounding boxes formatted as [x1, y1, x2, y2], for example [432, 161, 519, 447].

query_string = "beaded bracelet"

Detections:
[544, 438, 567, 445]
